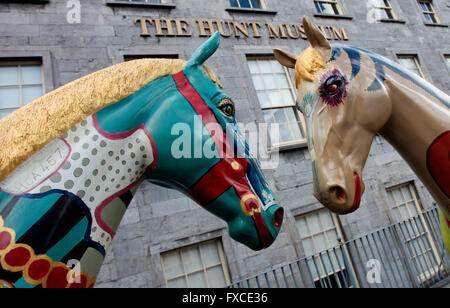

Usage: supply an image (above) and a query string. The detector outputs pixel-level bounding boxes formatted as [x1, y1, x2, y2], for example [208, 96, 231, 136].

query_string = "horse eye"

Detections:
[219, 98, 235, 117]
[328, 83, 338, 92]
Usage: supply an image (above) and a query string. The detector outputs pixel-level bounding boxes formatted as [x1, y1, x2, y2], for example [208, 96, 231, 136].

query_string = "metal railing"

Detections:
[228, 207, 449, 288]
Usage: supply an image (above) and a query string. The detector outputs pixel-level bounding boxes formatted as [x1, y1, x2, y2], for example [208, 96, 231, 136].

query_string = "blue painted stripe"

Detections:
[353, 46, 450, 107]
[329, 44, 449, 107]
[342, 47, 361, 80]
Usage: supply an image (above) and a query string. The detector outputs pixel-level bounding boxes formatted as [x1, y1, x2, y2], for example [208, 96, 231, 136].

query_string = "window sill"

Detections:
[225, 7, 277, 15]
[106, 1, 176, 9]
[4, 0, 49, 3]
[313, 13, 353, 20]
[379, 19, 406, 24]
[423, 22, 448, 28]
[268, 141, 308, 153]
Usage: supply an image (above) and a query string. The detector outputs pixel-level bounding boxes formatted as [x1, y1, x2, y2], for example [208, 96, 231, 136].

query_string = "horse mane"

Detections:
[0, 58, 221, 183]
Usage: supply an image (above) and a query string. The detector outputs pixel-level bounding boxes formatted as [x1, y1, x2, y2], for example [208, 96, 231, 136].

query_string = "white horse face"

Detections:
[275, 17, 391, 214]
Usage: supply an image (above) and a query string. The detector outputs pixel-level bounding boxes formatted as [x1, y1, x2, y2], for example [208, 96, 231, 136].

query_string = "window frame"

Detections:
[385, 182, 443, 283]
[160, 239, 231, 288]
[313, 0, 344, 16]
[444, 54, 450, 73]
[246, 55, 307, 151]
[229, 0, 267, 9]
[294, 209, 357, 288]
[373, 0, 398, 21]
[396, 54, 426, 79]
[0, 60, 45, 117]
[417, 0, 441, 25]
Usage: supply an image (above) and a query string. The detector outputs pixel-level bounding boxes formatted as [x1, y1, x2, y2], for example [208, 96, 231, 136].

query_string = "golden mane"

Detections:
[0, 58, 221, 183]
[295, 46, 326, 88]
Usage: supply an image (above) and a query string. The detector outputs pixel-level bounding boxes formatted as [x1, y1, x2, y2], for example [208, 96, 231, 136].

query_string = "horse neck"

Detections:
[379, 71, 450, 208]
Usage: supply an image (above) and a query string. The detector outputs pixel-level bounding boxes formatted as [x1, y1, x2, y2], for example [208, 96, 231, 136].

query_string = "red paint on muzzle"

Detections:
[233, 177, 274, 249]
[350, 172, 362, 213]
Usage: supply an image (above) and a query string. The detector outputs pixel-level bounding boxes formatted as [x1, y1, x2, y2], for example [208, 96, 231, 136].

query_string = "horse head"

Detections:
[274, 17, 392, 214]
[147, 32, 284, 250]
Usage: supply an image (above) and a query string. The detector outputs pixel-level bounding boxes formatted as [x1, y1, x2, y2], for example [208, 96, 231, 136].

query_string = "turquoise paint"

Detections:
[46, 217, 89, 261]
[13, 278, 36, 289]
[3, 193, 60, 239]
[0, 190, 14, 213]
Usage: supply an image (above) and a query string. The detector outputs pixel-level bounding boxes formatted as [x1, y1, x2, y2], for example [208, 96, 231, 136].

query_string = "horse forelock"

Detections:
[0, 58, 221, 183]
[294, 47, 326, 87]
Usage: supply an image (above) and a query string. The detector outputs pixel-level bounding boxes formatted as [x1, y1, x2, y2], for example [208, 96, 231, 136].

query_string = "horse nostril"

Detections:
[274, 208, 284, 228]
[329, 186, 346, 203]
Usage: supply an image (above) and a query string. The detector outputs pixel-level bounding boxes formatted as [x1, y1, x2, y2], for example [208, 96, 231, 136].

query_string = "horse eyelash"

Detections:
[318, 69, 349, 107]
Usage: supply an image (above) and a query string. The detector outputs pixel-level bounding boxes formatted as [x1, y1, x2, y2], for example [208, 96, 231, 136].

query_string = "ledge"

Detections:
[4, 0, 49, 3]
[313, 13, 353, 20]
[225, 7, 277, 15]
[268, 141, 308, 153]
[424, 22, 449, 28]
[106, 1, 176, 9]
[379, 18, 406, 24]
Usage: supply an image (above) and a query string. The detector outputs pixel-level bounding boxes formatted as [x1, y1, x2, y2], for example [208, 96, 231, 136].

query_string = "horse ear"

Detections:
[302, 16, 331, 58]
[187, 31, 221, 67]
[274, 48, 297, 69]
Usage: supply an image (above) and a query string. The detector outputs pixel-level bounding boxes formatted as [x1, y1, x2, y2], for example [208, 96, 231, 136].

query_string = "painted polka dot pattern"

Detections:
[29, 115, 155, 250]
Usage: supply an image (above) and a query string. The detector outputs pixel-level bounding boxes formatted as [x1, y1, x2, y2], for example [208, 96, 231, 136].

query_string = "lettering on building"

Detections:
[134, 18, 349, 41]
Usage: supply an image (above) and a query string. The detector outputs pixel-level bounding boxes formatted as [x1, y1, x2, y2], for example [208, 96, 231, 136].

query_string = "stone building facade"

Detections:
[0, 0, 448, 288]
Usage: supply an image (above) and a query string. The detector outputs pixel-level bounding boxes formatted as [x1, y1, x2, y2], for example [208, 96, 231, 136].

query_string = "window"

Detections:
[386, 183, 442, 281]
[160, 239, 231, 288]
[397, 55, 425, 78]
[417, 0, 440, 24]
[229, 0, 264, 9]
[372, 0, 397, 20]
[445, 55, 450, 71]
[247, 57, 305, 149]
[295, 210, 353, 288]
[314, 0, 343, 16]
[0, 60, 44, 120]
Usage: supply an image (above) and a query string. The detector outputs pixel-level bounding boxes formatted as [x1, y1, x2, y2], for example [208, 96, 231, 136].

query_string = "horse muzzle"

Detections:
[315, 172, 364, 215]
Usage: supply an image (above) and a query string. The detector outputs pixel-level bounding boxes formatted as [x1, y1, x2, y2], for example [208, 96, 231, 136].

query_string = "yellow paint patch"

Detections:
[295, 47, 326, 88]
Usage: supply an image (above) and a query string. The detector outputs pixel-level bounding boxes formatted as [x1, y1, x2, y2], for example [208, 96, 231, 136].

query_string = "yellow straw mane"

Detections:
[0, 58, 221, 183]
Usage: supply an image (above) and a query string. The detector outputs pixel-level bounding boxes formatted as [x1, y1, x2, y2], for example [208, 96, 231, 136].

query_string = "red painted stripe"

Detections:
[173, 71, 233, 158]
[189, 158, 248, 205]
[350, 172, 362, 213]
[233, 177, 273, 249]
[427, 131, 450, 198]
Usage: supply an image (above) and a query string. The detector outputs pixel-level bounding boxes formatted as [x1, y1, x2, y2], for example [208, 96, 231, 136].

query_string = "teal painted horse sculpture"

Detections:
[275, 17, 449, 253]
[0, 33, 284, 288]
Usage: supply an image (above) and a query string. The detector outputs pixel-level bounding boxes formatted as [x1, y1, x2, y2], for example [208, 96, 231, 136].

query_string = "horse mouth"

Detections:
[252, 211, 274, 250]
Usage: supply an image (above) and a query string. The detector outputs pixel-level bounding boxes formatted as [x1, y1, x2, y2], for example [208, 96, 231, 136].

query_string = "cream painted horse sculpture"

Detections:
[0, 33, 283, 288]
[274, 17, 449, 252]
